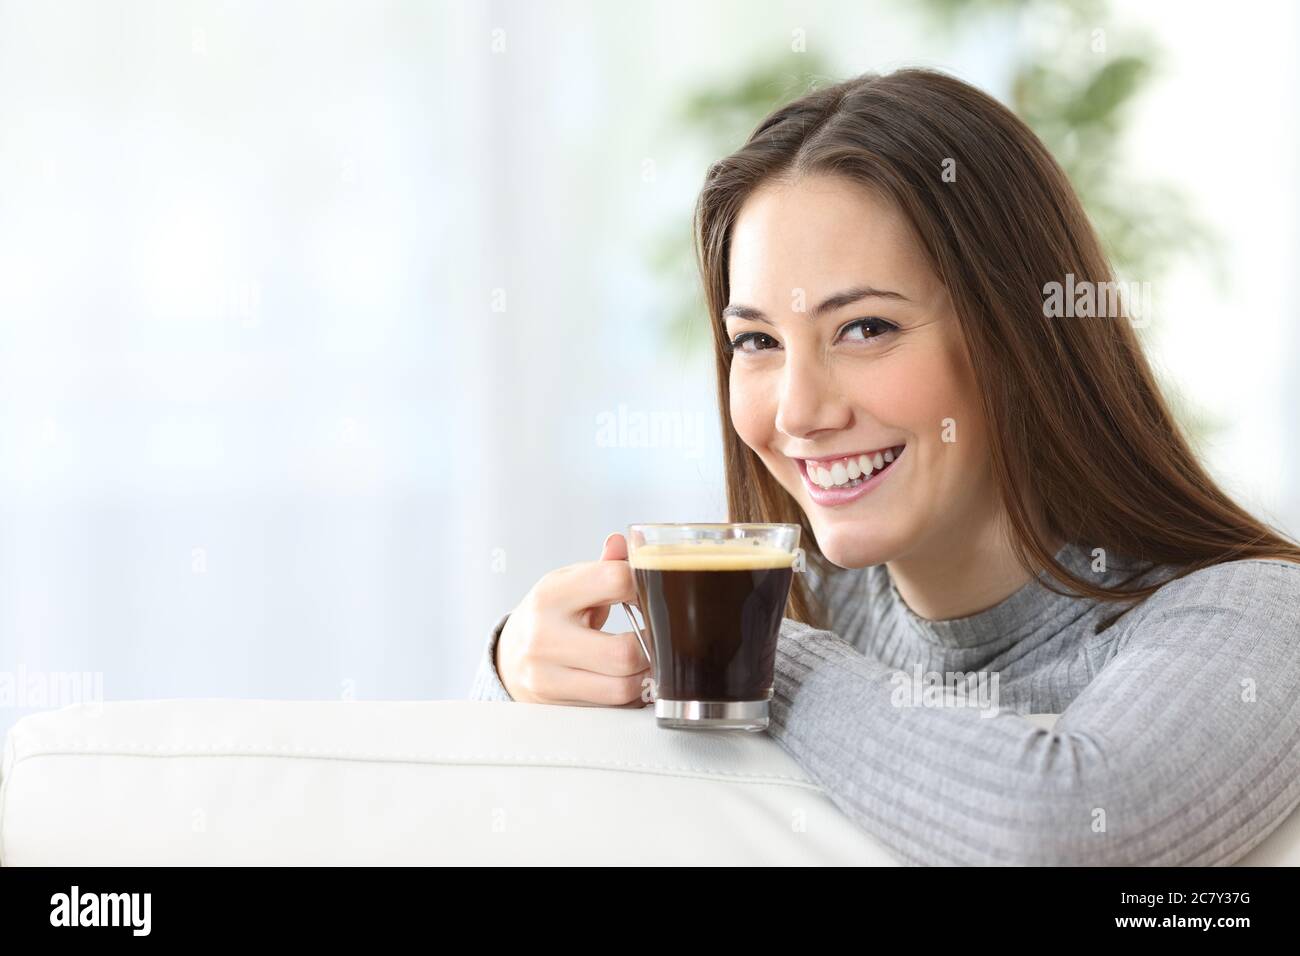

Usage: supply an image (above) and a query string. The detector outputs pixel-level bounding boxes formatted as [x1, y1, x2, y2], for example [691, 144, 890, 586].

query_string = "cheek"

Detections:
[842, 351, 951, 436]
[910, 339, 988, 483]
[845, 345, 986, 489]
[938, 340, 987, 453]
[728, 369, 773, 444]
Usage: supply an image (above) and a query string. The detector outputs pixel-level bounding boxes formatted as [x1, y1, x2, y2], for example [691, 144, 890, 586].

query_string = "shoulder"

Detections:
[1122, 556, 1300, 642]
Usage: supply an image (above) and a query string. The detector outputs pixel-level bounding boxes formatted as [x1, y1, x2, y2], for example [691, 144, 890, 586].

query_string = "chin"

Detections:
[807, 518, 897, 570]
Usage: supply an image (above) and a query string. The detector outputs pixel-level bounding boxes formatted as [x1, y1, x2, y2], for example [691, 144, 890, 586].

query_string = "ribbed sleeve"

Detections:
[767, 559, 1300, 865]
[468, 612, 514, 702]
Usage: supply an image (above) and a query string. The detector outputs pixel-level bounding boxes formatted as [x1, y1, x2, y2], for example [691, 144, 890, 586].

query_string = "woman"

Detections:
[470, 69, 1300, 865]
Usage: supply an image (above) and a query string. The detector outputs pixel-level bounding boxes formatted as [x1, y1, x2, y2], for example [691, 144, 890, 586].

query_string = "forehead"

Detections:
[727, 173, 932, 304]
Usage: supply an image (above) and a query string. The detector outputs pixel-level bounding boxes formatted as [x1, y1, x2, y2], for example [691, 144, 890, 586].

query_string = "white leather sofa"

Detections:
[2, 699, 1297, 865]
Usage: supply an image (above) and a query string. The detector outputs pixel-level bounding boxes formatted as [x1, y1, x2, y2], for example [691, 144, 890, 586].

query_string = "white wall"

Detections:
[1125, 1, 1300, 536]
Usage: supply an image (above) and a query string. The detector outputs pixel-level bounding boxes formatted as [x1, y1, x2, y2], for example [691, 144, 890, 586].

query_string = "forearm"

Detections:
[768, 614, 1300, 866]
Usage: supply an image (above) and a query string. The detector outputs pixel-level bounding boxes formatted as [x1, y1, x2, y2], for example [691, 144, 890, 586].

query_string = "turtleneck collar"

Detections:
[877, 540, 1136, 649]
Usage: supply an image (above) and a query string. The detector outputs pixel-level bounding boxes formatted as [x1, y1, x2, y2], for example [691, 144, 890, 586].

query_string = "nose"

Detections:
[773, 348, 852, 440]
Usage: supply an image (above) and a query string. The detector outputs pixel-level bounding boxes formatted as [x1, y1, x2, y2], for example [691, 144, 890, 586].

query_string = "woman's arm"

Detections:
[468, 612, 514, 701]
[768, 560, 1300, 865]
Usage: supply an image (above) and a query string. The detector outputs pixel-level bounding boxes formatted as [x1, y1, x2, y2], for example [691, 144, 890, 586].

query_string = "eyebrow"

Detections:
[721, 285, 909, 323]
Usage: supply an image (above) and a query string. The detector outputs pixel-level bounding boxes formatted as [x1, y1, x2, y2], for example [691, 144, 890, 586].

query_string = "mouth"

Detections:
[794, 444, 906, 506]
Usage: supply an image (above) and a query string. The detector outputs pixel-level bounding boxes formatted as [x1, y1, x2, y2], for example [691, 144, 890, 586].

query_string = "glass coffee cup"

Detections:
[625, 523, 800, 732]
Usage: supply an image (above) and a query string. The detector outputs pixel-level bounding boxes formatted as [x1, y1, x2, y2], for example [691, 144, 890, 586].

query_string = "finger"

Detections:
[584, 533, 632, 631]
[541, 623, 650, 676]
[599, 532, 628, 562]
[583, 604, 611, 631]
[554, 559, 637, 618]
[531, 660, 653, 707]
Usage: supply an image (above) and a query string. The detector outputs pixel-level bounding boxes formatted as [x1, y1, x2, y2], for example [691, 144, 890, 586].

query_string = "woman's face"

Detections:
[725, 173, 997, 569]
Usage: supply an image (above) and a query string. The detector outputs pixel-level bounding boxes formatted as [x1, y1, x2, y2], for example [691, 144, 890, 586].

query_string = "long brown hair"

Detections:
[692, 68, 1300, 628]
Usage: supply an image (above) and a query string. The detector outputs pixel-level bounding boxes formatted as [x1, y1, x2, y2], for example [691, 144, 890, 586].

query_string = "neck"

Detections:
[886, 517, 1065, 622]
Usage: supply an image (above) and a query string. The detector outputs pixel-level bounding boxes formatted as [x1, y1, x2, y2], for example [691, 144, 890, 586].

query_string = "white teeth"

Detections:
[811, 457, 874, 489]
[806, 445, 904, 491]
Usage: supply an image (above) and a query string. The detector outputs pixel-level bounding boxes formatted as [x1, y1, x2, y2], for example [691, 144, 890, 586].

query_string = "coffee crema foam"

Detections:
[629, 542, 795, 571]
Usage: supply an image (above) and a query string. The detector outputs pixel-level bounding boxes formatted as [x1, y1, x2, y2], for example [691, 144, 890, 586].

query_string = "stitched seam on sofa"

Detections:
[1, 750, 827, 790]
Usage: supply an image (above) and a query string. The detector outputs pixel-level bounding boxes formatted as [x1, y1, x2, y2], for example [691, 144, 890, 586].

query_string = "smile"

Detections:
[795, 444, 905, 506]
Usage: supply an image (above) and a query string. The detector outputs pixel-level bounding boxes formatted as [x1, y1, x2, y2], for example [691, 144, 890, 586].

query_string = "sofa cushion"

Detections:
[0, 699, 899, 865]
[3, 700, 1294, 865]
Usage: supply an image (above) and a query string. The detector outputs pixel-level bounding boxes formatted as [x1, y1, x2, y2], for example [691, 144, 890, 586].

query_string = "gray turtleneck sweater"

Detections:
[468, 541, 1300, 865]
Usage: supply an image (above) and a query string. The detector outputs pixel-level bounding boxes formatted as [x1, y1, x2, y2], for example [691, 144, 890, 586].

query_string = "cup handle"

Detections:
[621, 602, 652, 667]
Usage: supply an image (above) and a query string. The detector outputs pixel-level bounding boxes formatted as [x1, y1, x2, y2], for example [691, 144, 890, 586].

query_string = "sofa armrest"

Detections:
[7, 701, 1293, 865]
[0, 699, 900, 865]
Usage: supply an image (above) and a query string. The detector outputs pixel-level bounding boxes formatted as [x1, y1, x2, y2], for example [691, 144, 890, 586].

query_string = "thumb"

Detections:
[599, 532, 628, 562]
[582, 532, 629, 631]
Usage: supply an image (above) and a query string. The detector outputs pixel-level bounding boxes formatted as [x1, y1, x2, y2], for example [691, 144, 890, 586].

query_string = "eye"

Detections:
[726, 317, 898, 355]
[727, 331, 780, 354]
[838, 317, 898, 343]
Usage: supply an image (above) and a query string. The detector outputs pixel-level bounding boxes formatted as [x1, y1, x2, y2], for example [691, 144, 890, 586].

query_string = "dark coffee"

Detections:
[631, 544, 794, 702]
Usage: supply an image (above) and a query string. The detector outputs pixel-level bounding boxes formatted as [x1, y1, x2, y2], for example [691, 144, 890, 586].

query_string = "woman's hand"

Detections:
[496, 532, 651, 706]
